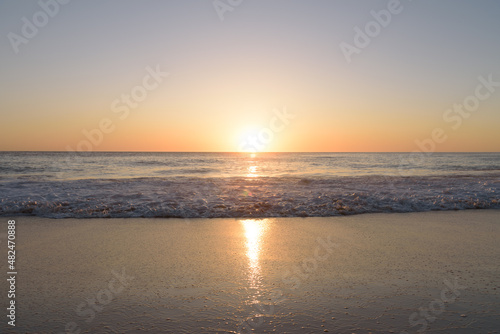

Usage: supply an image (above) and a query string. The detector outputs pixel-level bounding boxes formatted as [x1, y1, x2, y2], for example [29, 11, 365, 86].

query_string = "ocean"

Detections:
[0, 152, 499, 218]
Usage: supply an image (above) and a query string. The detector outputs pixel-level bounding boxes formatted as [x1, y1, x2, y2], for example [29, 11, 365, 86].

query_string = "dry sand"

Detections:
[1, 210, 499, 333]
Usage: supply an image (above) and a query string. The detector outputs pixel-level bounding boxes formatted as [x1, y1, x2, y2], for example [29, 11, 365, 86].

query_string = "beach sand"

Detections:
[2, 210, 499, 333]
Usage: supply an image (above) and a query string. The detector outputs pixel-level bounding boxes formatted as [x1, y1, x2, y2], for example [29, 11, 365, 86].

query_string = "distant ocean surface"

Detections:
[1, 152, 499, 218]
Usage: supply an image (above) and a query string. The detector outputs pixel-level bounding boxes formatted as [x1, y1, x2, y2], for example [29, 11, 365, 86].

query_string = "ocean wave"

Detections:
[1, 175, 498, 219]
[133, 160, 171, 166]
[154, 168, 218, 175]
[0, 165, 48, 173]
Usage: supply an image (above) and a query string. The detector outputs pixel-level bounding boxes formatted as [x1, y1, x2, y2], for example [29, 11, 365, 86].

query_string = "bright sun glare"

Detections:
[237, 126, 268, 153]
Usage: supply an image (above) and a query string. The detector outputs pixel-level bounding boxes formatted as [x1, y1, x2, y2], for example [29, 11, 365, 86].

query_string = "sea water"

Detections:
[0, 152, 499, 218]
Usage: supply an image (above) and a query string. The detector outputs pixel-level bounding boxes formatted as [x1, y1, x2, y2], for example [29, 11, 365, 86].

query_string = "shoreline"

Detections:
[2, 207, 500, 220]
[2, 210, 499, 333]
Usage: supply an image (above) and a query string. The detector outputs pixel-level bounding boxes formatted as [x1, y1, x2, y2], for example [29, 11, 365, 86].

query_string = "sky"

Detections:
[1, 0, 499, 152]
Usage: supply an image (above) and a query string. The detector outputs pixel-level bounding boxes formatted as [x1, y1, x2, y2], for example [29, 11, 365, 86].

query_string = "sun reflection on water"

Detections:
[246, 165, 259, 178]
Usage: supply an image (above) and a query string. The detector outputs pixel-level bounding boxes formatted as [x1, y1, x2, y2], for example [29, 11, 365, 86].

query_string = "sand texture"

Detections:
[1, 210, 499, 333]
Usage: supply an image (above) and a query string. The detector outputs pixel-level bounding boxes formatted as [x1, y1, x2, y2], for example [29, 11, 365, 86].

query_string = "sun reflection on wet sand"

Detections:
[241, 219, 269, 303]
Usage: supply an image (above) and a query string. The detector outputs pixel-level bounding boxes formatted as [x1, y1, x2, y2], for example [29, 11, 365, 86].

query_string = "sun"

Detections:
[237, 126, 268, 153]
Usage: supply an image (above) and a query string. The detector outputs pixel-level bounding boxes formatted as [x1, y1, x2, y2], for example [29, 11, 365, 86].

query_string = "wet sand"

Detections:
[1, 210, 499, 333]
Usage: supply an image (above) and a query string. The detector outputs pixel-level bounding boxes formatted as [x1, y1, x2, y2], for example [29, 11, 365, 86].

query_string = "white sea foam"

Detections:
[0, 174, 498, 218]
[0, 152, 499, 218]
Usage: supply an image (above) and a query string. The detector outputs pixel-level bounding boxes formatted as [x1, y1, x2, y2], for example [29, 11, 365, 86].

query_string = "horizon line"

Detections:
[1, 150, 499, 154]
